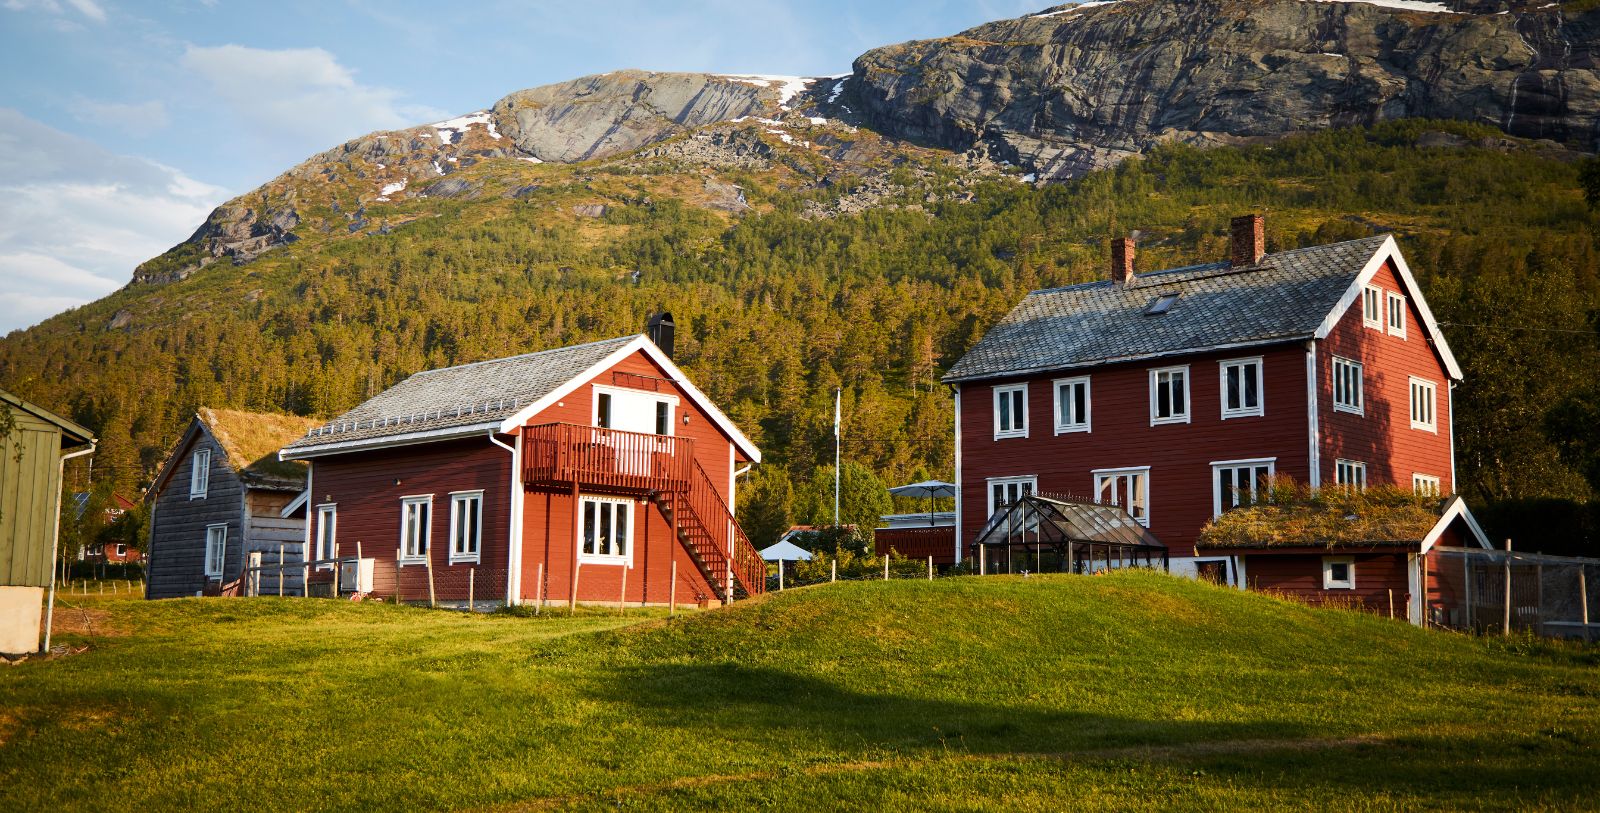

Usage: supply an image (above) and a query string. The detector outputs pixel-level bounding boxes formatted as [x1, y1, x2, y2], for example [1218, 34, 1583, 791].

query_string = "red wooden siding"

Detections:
[1244, 551, 1411, 614]
[1318, 260, 1454, 492]
[959, 342, 1311, 559]
[307, 438, 512, 600]
[875, 526, 957, 564]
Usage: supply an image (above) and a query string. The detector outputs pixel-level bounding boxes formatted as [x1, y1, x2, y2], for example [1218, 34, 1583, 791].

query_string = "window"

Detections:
[595, 392, 612, 429]
[190, 448, 210, 499]
[1332, 357, 1363, 415]
[114, 543, 127, 557]
[1212, 458, 1275, 517]
[1053, 376, 1091, 434]
[1409, 377, 1437, 432]
[993, 384, 1028, 439]
[654, 401, 670, 436]
[1149, 366, 1190, 425]
[315, 504, 337, 566]
[1219, 358, 1263, 419]
[1413, 474, 1442, 497]
[1335, 459, 1367, 491]
[204, 523, 227, 577]
[1323, 557, 1356, 590]
[580, 497, 632, 563]
[987, 476, 1036, 518]
[1387, 291, 1407, 338]
[1362, 285, 1383, 329]
[449, 491, 483, 563]
[1094, 467, 1150, 526]
[1145, 293, 1179, 315]
[399, 496, 432, 564]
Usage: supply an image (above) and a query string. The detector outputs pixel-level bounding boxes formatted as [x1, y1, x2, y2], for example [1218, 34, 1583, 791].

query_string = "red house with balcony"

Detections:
[945, 215, 1490, 617]
[278, 326, 764, 609]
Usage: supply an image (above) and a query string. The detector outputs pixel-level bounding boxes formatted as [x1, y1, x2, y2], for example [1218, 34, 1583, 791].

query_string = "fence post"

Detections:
[619, 565, 628, 616]
[927, 556, 933, 581]
[1580, 565, 1590, 630]
[536, 562, 544, 614]
[670, 561, 677, 617]
[426, 556, 437, 609]
[1503, 539, 1512, 637]
[1535, 562, 1544, 637]
[570, 561, 581, 613]
[468, 567, 475, 611]
[1387, 588, 1393, 620]
[333, 542, 341, 597]
[883, 556, 889, 581]
[830, 558, 836, 583]
[778, 561, 784, 591]
[278, 544, 285, 597]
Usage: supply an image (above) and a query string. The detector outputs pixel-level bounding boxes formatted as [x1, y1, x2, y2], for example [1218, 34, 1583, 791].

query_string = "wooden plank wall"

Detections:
[244, 489, 306, 593]
[0, 410, 65, 587]
[1246, 551, 1411, 614]
[147, 428, 246, 599]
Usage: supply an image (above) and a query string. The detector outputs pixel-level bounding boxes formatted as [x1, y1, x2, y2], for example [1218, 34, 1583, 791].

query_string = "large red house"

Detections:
[279, 329, 764, 609]
[945, 215, 1490, 612]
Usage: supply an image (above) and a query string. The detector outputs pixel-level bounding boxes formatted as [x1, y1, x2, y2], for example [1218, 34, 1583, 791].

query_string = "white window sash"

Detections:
[1413, 474, 1442, 496]
[1335, 459, 1367, 491]
[1387, 291, 1407, 338]
[1362, 286, 1383, 329]
[578, 497, 634, 566]
[1409, 376, 1437, 432]
[985, 476, 1036, 517]
[993, 385, 1028, 439]
[1148, 366, 1191, 426]
[203, 523, 227, 577]
[1053, 376, 1091, 434]
[1332, 357, 1363, 415]
[1218, 357, 1264, 419]
[449, 491, 484, 563]
[1092, 467, 1150, 526]
[398, 496, 432, 564]
[190, 448, 210, 499]
[1323, 557, 1356, 590]
[1211, 457, 1276, 518]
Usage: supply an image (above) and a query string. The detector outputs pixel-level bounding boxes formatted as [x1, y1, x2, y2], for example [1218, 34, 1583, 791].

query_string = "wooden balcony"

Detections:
[521, 423, 692, 494]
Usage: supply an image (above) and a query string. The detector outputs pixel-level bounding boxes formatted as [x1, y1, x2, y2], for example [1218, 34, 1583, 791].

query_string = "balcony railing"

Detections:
[522, 423, 692, 493]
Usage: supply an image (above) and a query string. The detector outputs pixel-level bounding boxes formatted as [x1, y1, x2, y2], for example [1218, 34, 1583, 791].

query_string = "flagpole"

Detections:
[834, 387, 841, 530]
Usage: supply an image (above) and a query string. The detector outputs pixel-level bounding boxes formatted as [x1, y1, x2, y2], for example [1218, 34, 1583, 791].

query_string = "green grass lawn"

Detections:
[2, 572, 1596, 811]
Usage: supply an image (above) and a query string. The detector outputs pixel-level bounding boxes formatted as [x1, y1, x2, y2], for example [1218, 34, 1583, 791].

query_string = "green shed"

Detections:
[0, 388, 95, 654]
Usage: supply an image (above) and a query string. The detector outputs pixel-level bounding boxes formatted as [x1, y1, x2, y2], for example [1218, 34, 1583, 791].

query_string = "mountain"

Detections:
[4, 0, 1600, 546]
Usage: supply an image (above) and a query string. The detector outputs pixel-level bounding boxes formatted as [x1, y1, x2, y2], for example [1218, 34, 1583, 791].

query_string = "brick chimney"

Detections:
[1111, 237, 1135, 284]
[1230, 214, 1265, 268]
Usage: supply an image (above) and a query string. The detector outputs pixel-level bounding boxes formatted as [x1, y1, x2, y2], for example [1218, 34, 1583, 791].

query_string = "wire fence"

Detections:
[767, 547, 1161, 591]
[1425, 546, 1598, 640]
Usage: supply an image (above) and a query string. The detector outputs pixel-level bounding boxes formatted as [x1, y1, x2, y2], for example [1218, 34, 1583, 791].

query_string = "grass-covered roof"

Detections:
[1196, 479, 1442, 550]
[199, 408, 320, 488]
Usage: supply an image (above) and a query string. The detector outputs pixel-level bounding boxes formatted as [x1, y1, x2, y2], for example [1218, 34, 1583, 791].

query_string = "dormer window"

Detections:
[1144, 293, 1179, 316]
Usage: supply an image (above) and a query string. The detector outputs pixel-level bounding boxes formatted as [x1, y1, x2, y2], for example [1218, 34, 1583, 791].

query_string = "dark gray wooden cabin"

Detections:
[145, 409, 319, 599]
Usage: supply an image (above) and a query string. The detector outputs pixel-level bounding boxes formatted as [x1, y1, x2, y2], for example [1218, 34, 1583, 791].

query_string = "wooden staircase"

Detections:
[652, 457, 766, 603]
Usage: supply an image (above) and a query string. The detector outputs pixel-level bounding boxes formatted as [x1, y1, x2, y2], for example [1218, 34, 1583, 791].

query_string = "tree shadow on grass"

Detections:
[581, 661, 1304, 757]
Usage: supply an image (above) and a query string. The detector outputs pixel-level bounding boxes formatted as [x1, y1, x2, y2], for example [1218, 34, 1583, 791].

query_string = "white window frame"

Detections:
[1052, 376, 1091, 434]
[1413, 474, 1442, 497]
[1323, 556, 1356, 590]
[190, 448, 210, 499]
[1335, 459, 1367, 491]
[1332, 356, 1363, 415]
[1148, 365, 1191, 426]
[579, 496, 634, 566]
[398, 495, 433, 565]
[114, 543, 127, 557]
[315, 503, 337, 569]
[448, 490, 484, 564]
[1093, 466, 1151, 527]
[1386, 291, 1407, 338]
[203, 523, 227, 578]
[1409, 376, 1437, 433]
[993, 384, 1028, 439]
[1218, 357, 1264, 419]
[1211, 457, 1276, 518]
[1362, 285, 1383, 329]
[592, 384, 679, 436]
[986, 475, 1037, 518]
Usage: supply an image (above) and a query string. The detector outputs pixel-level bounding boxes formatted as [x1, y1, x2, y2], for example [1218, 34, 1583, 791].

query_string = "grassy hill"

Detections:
[1, 573, 1595, 810]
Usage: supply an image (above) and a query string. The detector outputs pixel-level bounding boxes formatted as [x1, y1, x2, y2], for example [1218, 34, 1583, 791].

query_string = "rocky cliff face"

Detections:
[849, 0, 1600, 179]
[134, 0, 1600, 284]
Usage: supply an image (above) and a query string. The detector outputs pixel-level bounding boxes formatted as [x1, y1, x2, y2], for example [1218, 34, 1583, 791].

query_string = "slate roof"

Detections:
[944, 235, 1391, 382]
[282, 335, 637, 456]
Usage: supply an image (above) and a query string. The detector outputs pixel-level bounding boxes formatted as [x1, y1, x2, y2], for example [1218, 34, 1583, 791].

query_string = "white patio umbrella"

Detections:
[759, 540, 813, 590]
[887, 480, 957, 525]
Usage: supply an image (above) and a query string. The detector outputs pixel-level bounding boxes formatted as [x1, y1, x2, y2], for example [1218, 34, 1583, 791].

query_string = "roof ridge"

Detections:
[411, 334, 639, 377]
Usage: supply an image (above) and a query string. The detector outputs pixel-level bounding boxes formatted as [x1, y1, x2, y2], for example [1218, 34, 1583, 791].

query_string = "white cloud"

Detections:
[3, 0, 105, 23]
[0, 109, 229, 333]
[181, 44, 446, 151]
[68, 97, 169, 135]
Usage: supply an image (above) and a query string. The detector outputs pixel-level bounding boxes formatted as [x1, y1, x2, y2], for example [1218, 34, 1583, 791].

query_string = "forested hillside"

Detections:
[3, 120, 1598, 549]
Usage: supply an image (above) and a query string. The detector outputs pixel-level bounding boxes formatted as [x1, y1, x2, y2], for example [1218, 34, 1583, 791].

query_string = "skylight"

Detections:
[1145, 293, 1179, 315]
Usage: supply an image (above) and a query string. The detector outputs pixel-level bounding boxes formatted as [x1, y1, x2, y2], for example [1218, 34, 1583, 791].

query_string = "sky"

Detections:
[0, 0, 1055, 334]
